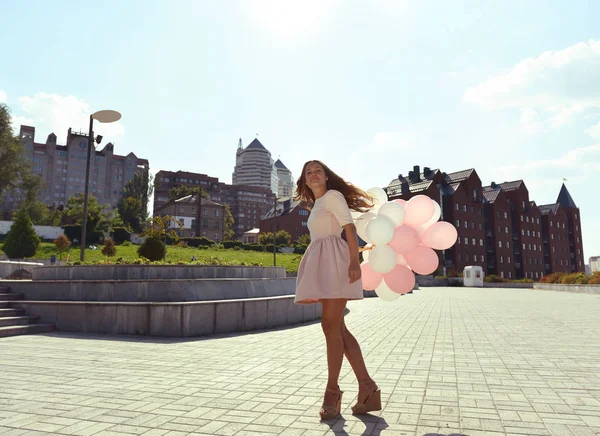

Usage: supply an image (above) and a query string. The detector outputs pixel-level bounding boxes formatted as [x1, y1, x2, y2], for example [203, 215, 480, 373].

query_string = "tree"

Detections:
[141, 215, 181, 259]
[1, 208, 40, 259]
[223, 205, 234, 241]
[167, 185, 208, 201]
[296, 233, 311, 246]
[54, 234, 71, 260]
[275, 230, 292, 246]
[117, 196, 144, 233]
[101, 237, 117, 257]
[258, 232, 273, 246]
[0, 103, 40, 204]
[65, 193, 112, 235]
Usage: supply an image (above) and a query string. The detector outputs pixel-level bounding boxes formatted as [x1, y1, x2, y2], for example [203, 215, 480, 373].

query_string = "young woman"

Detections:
[294, 160, 381, 420]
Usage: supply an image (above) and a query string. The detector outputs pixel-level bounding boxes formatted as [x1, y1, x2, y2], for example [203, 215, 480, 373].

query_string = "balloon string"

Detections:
[358, 244, 375, 253]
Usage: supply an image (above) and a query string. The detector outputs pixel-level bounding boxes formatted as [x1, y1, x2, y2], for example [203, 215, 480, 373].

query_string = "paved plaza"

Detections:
[1, 287, 600, 436]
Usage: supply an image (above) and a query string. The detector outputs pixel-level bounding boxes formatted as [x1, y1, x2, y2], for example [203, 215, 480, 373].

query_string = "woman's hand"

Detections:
[348, 260, 361, 284]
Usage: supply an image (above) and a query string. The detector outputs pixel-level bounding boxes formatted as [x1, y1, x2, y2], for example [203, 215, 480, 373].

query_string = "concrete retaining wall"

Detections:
[533, 283, 600, 294]
[484, 282, 534, 288]
[32, 265, 287, 281]
[0, 261, 44, 278]
[12, 295, 321, 337]
[2, 278, 296, 302]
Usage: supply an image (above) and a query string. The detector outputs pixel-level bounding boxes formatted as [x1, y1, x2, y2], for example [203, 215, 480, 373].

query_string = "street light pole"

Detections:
[79, 110, 121, 262]
[273, 196, 277, 267]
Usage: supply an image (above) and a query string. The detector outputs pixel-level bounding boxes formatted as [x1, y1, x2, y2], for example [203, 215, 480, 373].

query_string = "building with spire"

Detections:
[232, 138, 278, 195]
[386, 166, 585, 279]
[275, 159, 294, 199]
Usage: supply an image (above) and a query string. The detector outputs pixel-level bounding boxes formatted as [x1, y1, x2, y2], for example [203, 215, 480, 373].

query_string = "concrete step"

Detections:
[0, 316, 39, 328]
[0, 286, 10, 292]
[0, 293, 22, 300]
[0, 324, 54, 338]
[0, 308, 25, 317]
[0, 301, 10, 308]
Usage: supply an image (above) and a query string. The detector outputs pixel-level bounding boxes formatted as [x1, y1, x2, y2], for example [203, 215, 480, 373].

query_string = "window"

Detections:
[550, 221, 553, 227]
[522, 201, 525, 208]
[508, 256, 511, 264]
[504, 212, 508, 219]
[537, 218, 540, 224]
[551, 234, 554, 240]
[456, 219, 460, 228]
[472, 222, 475, 229]
[509, 272, 512, 279]
[473, 189, 477, 200]
[523, 243, 526, 250]
[470, 206, 474, 213]
[472, 238, 476, 245]
[498, 226, 501, 232]
[507, 242, 510, 248]
[499, 241, 503, 248]
[575, 214, 578, 220]
[480, 239, 484, 246]
[521, 216, 524, 222]
[458, 254, 462, 261]
[466, 254, 470, 262]
[578, 249, 581, 254]
[501, 271, 505, 278]
[527, 230, 531, 236]
[455, 203, 459, 210]
[462, 205, 467, 212]
[496, 210, 500, 218]
[576, 225, 579, 231]
[215, 210, 220, 217]
[479, 223, 483, 230]
[464, 238, 468, 245]
[526, 216, 529, 223]
[528, 244, 532, 250]
[500, 256, 504, 263]
[505, 226, 509, 233]
[302, 221, 308, 227]
[522, 229, 525, 236]
[480, 255, 484, 262]
[535, 272, 539, 279]
[464, 221, 468, 229]
[552, 247, 555, 253]
[537, 232, 540, 237]
[539, 245, 541, 251]
[562, 223, 565, 229]
[533, 245, 536, 251]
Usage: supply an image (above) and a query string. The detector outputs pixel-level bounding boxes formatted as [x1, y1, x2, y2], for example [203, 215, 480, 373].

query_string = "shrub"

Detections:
[1, 208, 40, 259]
[539, 272, 566, 283]
[101, 238, 117, 257]
[180, 237, 215, 247]
[589, 273, 600, 285]
[294, 245, 307, 255]
[137, 237, 166, 261]
[54, 234, 71, 260]
[514, 278, 534, 283]
[121, 240, 132, 247]
[111, 227, 131, 244]
[223, 240, 244, 249]
[484, 274, 505, 283]
[62, 224, 103, 245]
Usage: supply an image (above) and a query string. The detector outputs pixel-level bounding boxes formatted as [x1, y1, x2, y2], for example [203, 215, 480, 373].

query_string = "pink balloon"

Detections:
[393, 199, 407, 207]
[404, 246, 439, 275]
[404, 195, 435, 227]
[421, 221, 458, 250]
[388, 225, 420, 255]
[383, 265, 416, 294]
[360, 261, 383, 291]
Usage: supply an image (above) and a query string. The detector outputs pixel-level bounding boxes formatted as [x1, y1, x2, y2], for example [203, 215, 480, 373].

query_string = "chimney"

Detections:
[491, 182, 497, 189]
[398, 173, 403, 181]
[424, 167, 431, 178]
[401, 181, 410, 195]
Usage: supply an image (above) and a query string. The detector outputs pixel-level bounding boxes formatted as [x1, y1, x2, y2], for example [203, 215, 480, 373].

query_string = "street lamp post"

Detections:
[80, 110, 122, 262]
[273, 196, 278, 266]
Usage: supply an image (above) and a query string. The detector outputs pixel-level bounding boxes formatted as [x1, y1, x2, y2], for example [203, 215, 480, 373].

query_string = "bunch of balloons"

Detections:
[354, 187, 458, 302]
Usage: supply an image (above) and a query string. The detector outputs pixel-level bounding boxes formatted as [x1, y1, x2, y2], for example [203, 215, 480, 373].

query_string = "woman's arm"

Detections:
[343, 223, 361, 283]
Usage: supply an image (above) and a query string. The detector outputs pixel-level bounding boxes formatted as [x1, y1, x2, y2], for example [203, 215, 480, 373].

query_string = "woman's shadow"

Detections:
[323, 414, 389, 436]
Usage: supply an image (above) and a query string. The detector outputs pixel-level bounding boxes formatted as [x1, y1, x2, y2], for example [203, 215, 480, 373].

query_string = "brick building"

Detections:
[153, 170, 275, 240]
[259, 199, 310, 243]
[386, 166, 584, 279]
[154, 194, 225, 241]
[1, 125, 148, 217]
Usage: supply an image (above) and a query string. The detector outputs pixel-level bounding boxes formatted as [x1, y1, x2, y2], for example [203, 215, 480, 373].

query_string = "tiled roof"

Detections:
[497, 180, 523, 191]
[557, 184, 577, 208]
[444, 169, 474, 183]
[387, 169, 440, 190]
[538, 203, 559, 216]
[482, 189, 501, 203]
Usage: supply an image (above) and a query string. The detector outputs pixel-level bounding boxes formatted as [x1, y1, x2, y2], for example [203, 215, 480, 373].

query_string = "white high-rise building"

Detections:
[590, 256, 600, 274]
[232, 138, 278, 194]
[275, 159, 294, 199]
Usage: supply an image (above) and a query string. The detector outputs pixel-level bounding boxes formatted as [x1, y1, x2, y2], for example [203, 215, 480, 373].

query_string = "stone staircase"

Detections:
[0, 285, 54, 338]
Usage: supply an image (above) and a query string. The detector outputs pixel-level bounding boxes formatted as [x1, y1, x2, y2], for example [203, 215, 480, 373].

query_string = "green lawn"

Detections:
[1, 242, 303, 274]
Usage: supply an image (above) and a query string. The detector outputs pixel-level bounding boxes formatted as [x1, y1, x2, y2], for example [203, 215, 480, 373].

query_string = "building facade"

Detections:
[259, 199, 310, 243]
[590, 256, 600, 274]
[2, 125, 148, 216]
[154, 195, 225, 241]
[226, 184, 276, 239]
[232, 138, 278, 194]
[275, 159, 294, 199]
[386, 165, 585, 279]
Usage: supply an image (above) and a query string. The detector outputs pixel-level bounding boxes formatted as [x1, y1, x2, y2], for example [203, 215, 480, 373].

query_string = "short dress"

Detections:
[295, 189, 364, 304]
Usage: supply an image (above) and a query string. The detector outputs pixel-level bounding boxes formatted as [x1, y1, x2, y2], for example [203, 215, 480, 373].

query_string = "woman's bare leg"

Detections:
[341, 319, 376, 402]
[320, 299, 348, 405]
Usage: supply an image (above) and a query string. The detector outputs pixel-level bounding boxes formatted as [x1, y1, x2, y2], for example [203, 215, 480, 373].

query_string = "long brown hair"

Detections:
[294, 160, 374, 212]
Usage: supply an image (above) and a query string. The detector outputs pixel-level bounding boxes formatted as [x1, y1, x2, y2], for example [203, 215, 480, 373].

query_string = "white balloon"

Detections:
[367, 187, 388, 212]
[369, 245, 397, 274]
[365, 215, 395, 246]
[422, 200, 441, 230]
[375, 279, 400, 302]
[377, 201, 405, 227]
[355, 212, 376, 243]
[351, 210, 362, 220]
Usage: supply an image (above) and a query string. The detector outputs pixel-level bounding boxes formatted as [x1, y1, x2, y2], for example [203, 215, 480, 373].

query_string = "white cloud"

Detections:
[586, 120, 600, 139]
[464, 39, 600, 135]
[0, 89, 6, 103]
[10, 92, 125, 143]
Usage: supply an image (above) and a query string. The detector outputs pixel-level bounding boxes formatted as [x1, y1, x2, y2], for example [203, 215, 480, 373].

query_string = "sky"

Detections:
[1, 0, 599, 260]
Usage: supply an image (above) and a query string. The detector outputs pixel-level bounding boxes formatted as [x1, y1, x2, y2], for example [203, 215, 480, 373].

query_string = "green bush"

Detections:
[539, 272, 566, 283]
[137, 237, 166, 261]
[484, 274, 505, 283]
[111, 227, 131, 244]
[294, 245, 307, 254]
[63, 224, 103, 245]
[1, 208, 40, 259]
[223, 240, 244, 249]
[180, 237, 215, 247]
[121, 241, 132, 247]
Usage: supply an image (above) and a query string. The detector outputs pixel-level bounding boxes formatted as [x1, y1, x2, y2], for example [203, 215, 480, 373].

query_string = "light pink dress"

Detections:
[295, 189, 364, 304]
